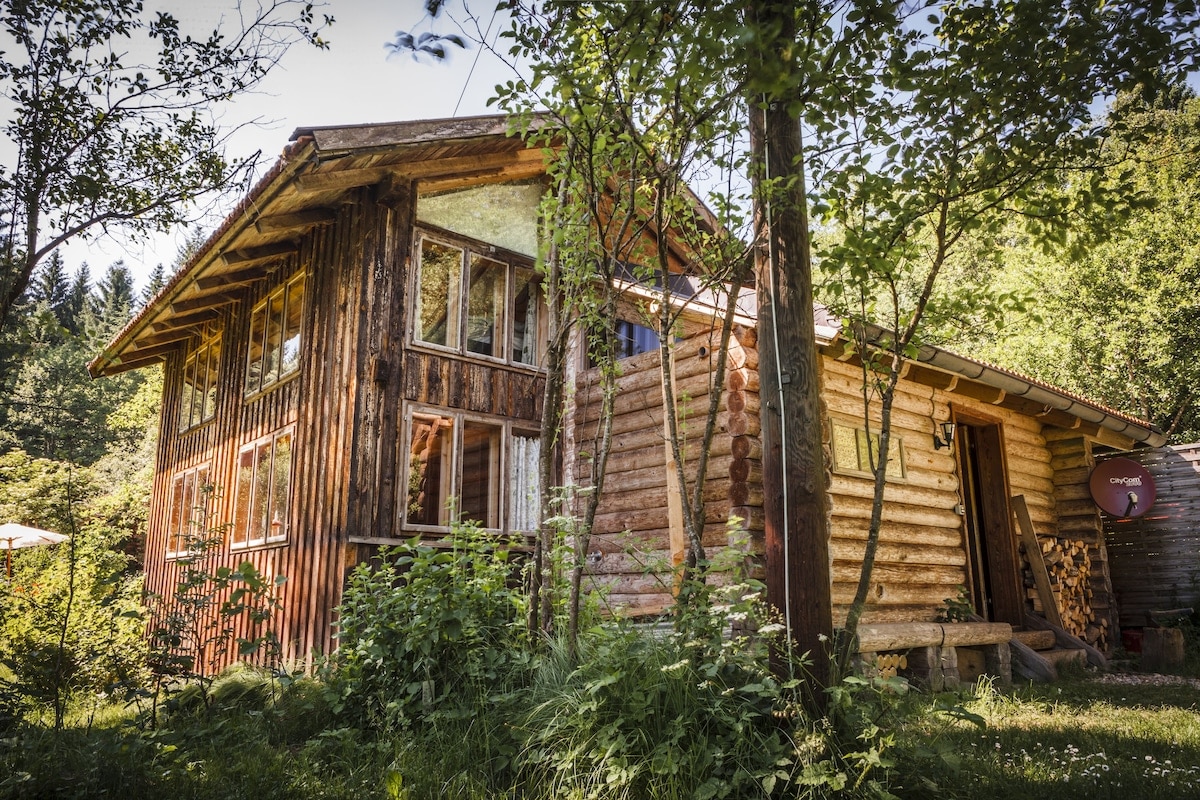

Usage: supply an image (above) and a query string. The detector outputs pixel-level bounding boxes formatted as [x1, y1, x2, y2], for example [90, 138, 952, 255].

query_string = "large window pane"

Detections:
[408, 412, 454, 526]
[466, 255, 505, 357]
[459, 421, 501, 528]
[168, 474, 186, 555]
[511, 267, 542, 365]
[417, 239, 462, 348]
[280, 277, 304, 376]
[417, 181, 544, 258]
[267, 433, 292, 541]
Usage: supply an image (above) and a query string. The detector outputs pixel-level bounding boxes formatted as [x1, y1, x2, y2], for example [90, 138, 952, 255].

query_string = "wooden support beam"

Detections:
[254, 207, 337, 234]
[948, 377, 1006, 404]
[171, 291, 240, 315]
[219, 241, 298, 268]
[1012, 494, 1065, 629]
[132, 327, 201, 348]
[150, 308, 219, 331]
[294, 167, 386, 193]
[195, 264, 273, 291]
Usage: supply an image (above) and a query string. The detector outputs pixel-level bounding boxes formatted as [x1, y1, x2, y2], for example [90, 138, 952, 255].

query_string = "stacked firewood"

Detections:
[1024, 536, 1110, 651]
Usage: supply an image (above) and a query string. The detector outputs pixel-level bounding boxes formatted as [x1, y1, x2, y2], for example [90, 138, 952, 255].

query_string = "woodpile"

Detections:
[1024, 535, 1110, 651]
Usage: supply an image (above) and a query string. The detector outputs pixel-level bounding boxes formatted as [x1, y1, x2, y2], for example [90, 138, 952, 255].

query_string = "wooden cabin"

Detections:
[90, 114, 1165, 679]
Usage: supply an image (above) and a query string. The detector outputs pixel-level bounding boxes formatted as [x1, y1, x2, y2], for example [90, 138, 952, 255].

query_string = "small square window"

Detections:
[831, 421, 906, 479]
[413, 232, 545, 368]
[403, 408, 542, 534]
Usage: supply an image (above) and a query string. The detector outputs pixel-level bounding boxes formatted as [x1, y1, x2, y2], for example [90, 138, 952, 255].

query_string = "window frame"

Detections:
[410, 228, 546, 370]
[829, 419, 907, 480]
[231, 425, 295, 550]
[244, 270, 307, 399]
[165, 463, 212, 559]
[178, 326, 222, 433]
[401, 404, 541, 536]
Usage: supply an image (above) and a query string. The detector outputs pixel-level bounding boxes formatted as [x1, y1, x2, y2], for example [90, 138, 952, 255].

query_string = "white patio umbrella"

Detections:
[0, 522, 68, 578]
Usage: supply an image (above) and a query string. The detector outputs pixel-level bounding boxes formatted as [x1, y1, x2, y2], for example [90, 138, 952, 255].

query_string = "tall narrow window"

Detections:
[179, 329, 221, 431]
[166, 464, 210, 557]
[407, 412, 454, 527]
[511, 267, 543, 365]
[508, 433, 541, 533]
[232, 428, 293, 548]
[246, 272, 306, 397]
[466, 254, 506, 357]
[415, 239, 463, 349]
[460, 421, 501, 528]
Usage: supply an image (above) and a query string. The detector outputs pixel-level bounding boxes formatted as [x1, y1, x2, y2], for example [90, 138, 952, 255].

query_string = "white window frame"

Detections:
[402, 405, 541, 535]
[231, 426, 295, 550]
[166, 463, 212, 558]
[411, 229, 546, 370]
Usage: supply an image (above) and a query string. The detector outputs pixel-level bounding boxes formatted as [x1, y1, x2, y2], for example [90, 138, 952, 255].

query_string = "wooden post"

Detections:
[747, 5, 834, 698]
[1012, 494, 1064, 628]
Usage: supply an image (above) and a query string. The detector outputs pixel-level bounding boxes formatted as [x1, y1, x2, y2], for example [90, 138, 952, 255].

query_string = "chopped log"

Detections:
[1009, 637, 1058, 682]
[854, 621, 1012, 652]
[1022, 613, 1107, 669]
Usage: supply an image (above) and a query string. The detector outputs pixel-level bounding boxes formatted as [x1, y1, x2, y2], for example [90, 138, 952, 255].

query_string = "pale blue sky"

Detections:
[62, 0, 515, 289]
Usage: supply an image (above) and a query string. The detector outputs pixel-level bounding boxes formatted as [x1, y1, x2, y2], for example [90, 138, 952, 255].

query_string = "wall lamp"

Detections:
[933, 421, 957, 450]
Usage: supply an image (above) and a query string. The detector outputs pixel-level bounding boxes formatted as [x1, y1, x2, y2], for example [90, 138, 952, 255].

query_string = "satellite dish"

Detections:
[1089, 457, 1157, 519]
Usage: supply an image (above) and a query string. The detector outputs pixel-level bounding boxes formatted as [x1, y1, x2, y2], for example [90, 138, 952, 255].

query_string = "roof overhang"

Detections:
[89, 114, 557, 377]
[823, 321, 1166, 449]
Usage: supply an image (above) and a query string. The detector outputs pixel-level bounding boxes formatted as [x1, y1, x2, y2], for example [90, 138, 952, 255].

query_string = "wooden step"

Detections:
[1011, 629, 1057, 651]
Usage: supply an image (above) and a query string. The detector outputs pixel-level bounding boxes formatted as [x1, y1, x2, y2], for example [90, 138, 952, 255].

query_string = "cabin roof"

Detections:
[88, 113, 1165, 449]
[88, 114, 553, 379]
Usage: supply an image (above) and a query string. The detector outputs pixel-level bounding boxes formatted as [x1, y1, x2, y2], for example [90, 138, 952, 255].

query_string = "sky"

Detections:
[60, 0, 518, 291]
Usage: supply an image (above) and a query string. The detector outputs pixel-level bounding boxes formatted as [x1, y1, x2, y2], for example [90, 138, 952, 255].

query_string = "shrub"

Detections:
[331, 522, 532, 730]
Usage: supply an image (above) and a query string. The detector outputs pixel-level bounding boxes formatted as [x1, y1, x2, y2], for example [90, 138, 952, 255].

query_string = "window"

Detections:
[232, 428, 294, 548]
[831, 421, 906, 479]
[166, 464, 211, 557]
[413, 233, 546, 367]
[586, 318, 660, 368]
[179, 327, 221, 432]
[405, 408, 541, 533]
[245, 272, 305, 396]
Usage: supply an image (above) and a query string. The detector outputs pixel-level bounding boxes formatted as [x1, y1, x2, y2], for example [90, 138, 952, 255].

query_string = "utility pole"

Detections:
[746, 2, 834, 701]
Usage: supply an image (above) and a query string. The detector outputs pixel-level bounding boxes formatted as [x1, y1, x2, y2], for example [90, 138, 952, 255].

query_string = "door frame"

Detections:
[952, 407, 1024, 625]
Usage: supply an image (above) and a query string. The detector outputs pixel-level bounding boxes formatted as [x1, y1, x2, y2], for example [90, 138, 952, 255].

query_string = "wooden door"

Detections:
[956, 419, 1024, 624]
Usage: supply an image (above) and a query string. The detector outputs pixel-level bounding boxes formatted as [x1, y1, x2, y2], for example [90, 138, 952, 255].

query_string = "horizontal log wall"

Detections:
[821, 357, 1063, 627]
[577, 324, 760, 616]
[1103, 444, 1200, 628]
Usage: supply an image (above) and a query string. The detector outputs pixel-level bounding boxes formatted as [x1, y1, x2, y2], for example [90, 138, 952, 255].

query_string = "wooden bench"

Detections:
[852, 621, 1013, 690]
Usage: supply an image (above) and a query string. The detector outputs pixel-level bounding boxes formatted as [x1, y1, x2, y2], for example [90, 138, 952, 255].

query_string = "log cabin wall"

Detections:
[821, 357, 1064, 627]
[577, 323, 762, 616]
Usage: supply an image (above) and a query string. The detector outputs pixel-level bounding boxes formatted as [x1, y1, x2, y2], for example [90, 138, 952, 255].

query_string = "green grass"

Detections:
[889, 675, 1200, 799]
[5, 669, 1200, 799]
